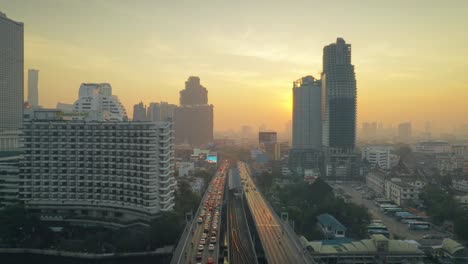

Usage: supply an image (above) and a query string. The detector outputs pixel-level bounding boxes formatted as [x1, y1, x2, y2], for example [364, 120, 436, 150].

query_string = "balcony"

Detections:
[159, 196, 175, 206]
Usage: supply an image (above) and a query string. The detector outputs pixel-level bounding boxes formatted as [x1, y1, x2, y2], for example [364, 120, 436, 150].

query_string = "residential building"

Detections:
[452, 178, 468, 193]
[20, 120, 175, 224]
[362, 145, 395, 170]
[300, 234, 425, 264]
[177, 162, 195, 177]
[316, 213, 346, 239]
[289, 76, 322, 176]
[133, 101, 147, 121]
[0, 131, 21, 150]
[0, 151, 22, 207]
[436, 154, 464, 176]
[0, 12, 24, 133]
[56, 102, 74, 113]
[398, 122, 412, 142]
[413, 140, 451, 154]
[72, 83, 128, 121]
[384, 178, 420, 206]
[147, 101, 176, 122]
[174, 76, 213, 146]
[27, 69, 39, 107]
[321, 38, 358, 178]
[452, 145, 468, 156]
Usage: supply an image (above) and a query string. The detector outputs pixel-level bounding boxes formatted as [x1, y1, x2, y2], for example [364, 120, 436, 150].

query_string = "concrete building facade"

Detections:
[0, 12, 24, 133]
[20, 121, 175, 223]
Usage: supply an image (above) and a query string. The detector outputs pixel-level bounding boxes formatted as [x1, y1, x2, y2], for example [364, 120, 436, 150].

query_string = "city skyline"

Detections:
[1, 1, 468, 133]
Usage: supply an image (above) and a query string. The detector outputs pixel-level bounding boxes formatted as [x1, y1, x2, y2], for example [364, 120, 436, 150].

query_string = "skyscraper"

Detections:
[322, 38, 357, 151]
[27, 69, 39, 107]
[174, 76, 214, 146]
[147, 101, 177, 122]
[322, 38, 358, 178]
[180, 76, 208, 105]
[133, 101, 147, 121]
[0, 12, 24, 132]
[292, 76, 322, 149]
[289, 76, 322, 176]
[398, 122, 412, 142]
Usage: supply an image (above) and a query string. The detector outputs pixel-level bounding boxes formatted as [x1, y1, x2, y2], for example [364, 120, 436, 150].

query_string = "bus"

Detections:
[374, 198, 392, 206]
[379, 204, 397, 211]
[367, 223, 390, 238]
[382, 207, 403, 214]
[400, 215, 425, 223]
[408, 221, 431, 230]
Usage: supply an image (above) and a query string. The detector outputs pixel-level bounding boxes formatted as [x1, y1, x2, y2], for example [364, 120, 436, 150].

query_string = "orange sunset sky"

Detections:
[1, 0, 467, 133]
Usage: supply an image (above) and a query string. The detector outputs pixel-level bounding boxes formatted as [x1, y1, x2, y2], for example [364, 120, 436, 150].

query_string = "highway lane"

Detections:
[237, 162, 308, 264]
[174, 160, 228, 264]
[228, 192, 257, 264]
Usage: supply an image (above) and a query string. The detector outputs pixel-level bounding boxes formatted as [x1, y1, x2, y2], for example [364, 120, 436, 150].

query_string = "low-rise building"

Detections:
[366, 168, 388, 194]
[300, 234, 425, 264]
[384, 178, 421, 206]
[413, 140, 451, 154]
[430, 238, 468, 264]
[177, 162, 195, 177]
[362, 145, 397, 170]
[316, 213, 346, 239]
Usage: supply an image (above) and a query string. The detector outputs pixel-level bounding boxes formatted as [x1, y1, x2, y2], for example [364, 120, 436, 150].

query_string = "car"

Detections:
[206, 256, 214, 264]
[200, 238, 206, 245]
[202, 233, 207, 239]
[198, 244, 204, 251]
[197, 217, 203, 224]
[196, 252, 202, 260]
[208, 243, 215, 251]
[210, 236, 216, 243]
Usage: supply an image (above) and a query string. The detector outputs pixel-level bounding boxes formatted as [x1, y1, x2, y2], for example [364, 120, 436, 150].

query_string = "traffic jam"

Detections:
[195, 169, 226, 263]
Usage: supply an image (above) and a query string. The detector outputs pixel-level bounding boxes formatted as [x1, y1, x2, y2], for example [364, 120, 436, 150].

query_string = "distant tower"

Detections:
[289, 76, 322, 176]
[398, 122, 412, 142]
[0, 12, 24, 132]
[322, 38, 357, 151]
[133, 102, 147, 121]
[28, 69, 39, 107]
[321, 38, 358, 178]
[180, 76, 208, 105]
[174, 76, 213, 146]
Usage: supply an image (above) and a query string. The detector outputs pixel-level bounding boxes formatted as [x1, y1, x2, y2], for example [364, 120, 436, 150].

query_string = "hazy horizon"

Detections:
[2, 0, 467, 134]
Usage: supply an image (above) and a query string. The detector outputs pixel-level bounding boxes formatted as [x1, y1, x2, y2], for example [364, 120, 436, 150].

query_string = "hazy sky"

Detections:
[1, 0, 467, 133]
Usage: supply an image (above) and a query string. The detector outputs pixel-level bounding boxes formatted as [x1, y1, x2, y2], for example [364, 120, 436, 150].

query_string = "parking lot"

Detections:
[331, 182, 447, 240]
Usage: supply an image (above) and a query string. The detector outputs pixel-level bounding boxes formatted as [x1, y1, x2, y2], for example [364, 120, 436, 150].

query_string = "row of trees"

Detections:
[276, 179, 371, 240]
[419, 184, 468, 241]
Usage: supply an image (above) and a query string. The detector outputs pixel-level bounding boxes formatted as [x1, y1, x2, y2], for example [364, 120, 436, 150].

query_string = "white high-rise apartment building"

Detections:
[28, 69, 39, 107]
[72, 83, 128, 121]
[0, 12, 23, 151]
[363, 146, 393, 170]
[20, 121, 175, 223]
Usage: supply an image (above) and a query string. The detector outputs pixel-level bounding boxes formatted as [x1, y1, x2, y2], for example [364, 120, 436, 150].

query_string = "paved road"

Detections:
[336, 183, 446, 240]
[238, 162, 308, 264]
[173, 161, 228, 264]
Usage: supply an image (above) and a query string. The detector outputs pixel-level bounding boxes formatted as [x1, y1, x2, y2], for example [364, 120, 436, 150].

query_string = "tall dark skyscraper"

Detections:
[322, 38, 358, 178]
[180, 76, 208, 106]
[174, 76, 213, 147]
[322, 38, 357, 151]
